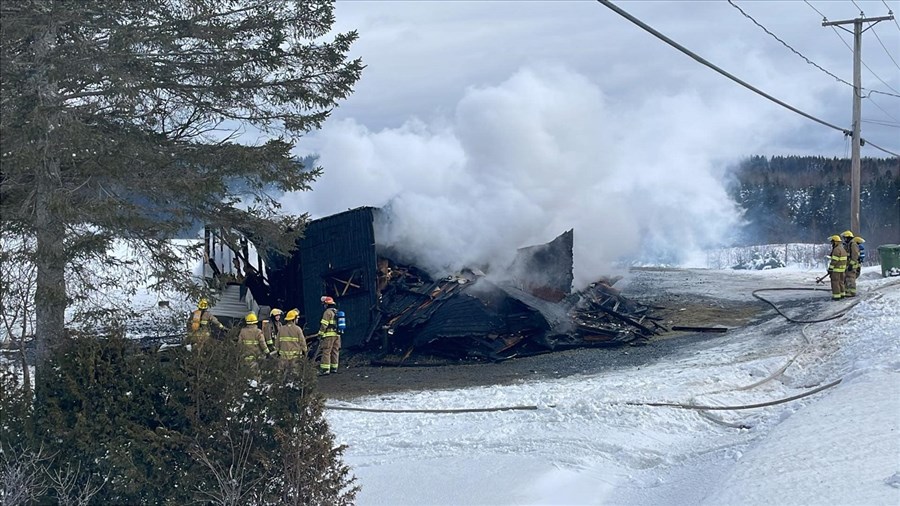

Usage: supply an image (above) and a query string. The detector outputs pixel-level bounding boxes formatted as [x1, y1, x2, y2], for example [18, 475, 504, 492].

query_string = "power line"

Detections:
[862, 119, 900, 128]
[867, 95, 900, 122]
[804, 0, 900, 98]
[871, 25, 900, 70]
[863, 139, 900, 156]
[595, 0, 849, 134]
[595, 0, 900, 158]
[826, 21, 900, 97]
[804, 0, 828, 21]
[728, 0, 854, 87]
[882, 0, 900, 31]
[851, 0, 865, 15]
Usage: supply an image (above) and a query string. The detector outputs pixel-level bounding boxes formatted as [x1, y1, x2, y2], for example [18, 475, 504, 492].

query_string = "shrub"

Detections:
[1, 333, 357, 504]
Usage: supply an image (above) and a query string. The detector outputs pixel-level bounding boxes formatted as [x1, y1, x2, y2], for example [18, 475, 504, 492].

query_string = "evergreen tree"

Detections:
[729, 156, 898, 246]
[2, 334, 357, 504]
[0, 0, 363, 381]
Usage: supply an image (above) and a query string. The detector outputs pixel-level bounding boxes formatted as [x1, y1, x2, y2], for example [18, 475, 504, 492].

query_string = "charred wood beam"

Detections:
[592, 304, 659, 336]
[574, 324, 621, 337]
[671, 326, 729, 333]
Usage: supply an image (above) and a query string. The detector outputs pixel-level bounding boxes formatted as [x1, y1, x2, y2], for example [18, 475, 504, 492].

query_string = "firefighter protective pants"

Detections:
[829, 271, 845, 300]
[319, 335, 341, 372]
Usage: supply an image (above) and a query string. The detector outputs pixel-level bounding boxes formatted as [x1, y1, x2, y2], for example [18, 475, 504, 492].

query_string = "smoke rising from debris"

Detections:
[286, 65, 776, 288]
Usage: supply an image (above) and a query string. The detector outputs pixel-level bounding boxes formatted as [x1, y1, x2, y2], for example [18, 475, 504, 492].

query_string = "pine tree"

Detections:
[2, 333, 358, 504]
[0, 0, 363, 383]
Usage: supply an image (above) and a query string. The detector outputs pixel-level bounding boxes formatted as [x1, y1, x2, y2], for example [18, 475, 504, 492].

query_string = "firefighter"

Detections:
[827, 235, 848, 301]
[853, 236, 866, 276]
[317, 296, 341, 375]
[186, 298, 225, 348]
[277, 309, 307, 369]
[841, 231, 860, 297]
[262, 308, 283, 353]
[238, 312, 274, 367]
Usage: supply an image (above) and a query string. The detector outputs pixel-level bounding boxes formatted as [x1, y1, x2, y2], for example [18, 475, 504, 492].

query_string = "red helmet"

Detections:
[321, 296, 335, 305]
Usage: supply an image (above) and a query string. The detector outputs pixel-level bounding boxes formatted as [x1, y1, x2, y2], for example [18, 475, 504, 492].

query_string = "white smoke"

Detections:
[285, 65, 768, 288]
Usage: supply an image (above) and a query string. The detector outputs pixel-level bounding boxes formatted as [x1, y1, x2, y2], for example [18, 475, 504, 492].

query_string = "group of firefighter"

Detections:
[826, 230, 866, 301]
[186, 295, 343, 376]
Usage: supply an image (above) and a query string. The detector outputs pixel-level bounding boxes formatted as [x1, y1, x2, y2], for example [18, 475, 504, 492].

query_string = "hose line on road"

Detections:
[323, 282, 898, 417]
[751, 287, 861, 323]
[324, 404, 541, 414]
[625, 379, 843, 412]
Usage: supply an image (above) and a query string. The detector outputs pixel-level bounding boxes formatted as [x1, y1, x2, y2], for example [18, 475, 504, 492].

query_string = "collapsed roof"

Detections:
[261, 207, 662, 361]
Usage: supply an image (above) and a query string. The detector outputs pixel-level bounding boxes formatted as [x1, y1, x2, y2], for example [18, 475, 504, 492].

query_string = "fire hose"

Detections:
[324, 281, 899, 416]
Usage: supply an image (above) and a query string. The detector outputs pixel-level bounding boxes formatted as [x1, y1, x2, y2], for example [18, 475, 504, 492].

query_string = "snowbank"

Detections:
[326, 267, 900, 506]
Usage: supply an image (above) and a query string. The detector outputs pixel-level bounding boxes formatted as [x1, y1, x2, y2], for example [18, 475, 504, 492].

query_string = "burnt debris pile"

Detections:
[373, 260, 665, 363]
[211, 207, 667, 364]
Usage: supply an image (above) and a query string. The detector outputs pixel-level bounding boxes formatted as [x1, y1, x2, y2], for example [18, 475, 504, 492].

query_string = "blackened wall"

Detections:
[270, 207, 378, 348]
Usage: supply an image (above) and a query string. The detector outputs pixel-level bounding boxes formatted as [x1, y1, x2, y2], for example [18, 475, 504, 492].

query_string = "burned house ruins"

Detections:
[208, 207, 663, 362]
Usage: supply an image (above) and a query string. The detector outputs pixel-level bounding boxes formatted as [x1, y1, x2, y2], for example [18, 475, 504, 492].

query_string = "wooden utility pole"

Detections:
[822, 13, 894, 235]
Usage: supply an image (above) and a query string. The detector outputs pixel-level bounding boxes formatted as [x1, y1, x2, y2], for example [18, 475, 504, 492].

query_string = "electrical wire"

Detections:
[883, 0, 900, 31]
[871, 25, 900, 70]
[597, 0, 900, 157]
[804, 0, 900, 98]
[862, 138, 900, 156]
[727, 0, 854, 88]
[595, 0, 850, 134]
[863, 119, 900, 128]
[827, 24, 900, 97]
[804, 0, 828, 21]
[851, 0, 865, 15]
[866, 96, 900, 122]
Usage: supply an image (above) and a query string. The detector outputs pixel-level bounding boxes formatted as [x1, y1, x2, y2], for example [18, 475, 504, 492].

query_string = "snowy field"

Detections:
[325, 266, 900, 506]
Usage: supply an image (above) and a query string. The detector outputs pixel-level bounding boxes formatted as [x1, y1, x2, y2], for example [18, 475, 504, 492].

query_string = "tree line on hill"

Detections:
[728, 156, 899, 249]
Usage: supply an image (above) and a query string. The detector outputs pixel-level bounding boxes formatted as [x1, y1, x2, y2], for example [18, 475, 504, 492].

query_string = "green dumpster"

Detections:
[878, 244, 900, 277]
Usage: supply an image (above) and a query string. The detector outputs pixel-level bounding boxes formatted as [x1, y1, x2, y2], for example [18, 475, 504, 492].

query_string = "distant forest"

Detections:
[729, 156, 899, 248]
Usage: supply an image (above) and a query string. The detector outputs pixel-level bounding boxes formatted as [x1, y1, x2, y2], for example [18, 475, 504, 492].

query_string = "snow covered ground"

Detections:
[326, 266, 900, 505]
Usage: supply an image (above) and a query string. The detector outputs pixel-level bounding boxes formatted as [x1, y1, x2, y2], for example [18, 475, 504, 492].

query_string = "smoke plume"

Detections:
[284, 65, 770, 288]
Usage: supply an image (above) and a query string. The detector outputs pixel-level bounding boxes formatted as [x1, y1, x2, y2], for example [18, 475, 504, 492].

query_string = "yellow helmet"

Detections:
[840, 230, 854, 239]
[198, 298, 209, 310]
[245, 313, 259, 325]
[853, 236, 865, 244]
[828, 235, 842, 242]
[270, 308, 283, 317]
[285, 309, 299, 321]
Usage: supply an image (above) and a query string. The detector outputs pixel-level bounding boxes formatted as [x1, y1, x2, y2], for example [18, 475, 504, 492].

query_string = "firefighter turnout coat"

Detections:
[277, 321, 307, 360]
[238, 325, 270, 361]
[828, 242, 848, 300]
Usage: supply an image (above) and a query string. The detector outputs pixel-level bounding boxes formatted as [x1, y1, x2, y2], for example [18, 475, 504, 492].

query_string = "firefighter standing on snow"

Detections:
[276, 309, 307, 367]
[239, 312, 273, 366]
[841, 231, 860, 297]
[187, 298, 225, 347]
[827, 235, 848, 301]
[318, 296, 341, 375]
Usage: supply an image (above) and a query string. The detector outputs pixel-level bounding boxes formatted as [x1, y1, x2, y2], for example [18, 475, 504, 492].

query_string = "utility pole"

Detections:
[822, 13, 894, 235]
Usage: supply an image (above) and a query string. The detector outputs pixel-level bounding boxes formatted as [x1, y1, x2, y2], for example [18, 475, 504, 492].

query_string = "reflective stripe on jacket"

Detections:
[238, 326, 269, 360]
[828, 243, 848, 273]
[319, 307, 339, 338]
[847, 241, 860, 269]
[277, 322, 307, 359]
